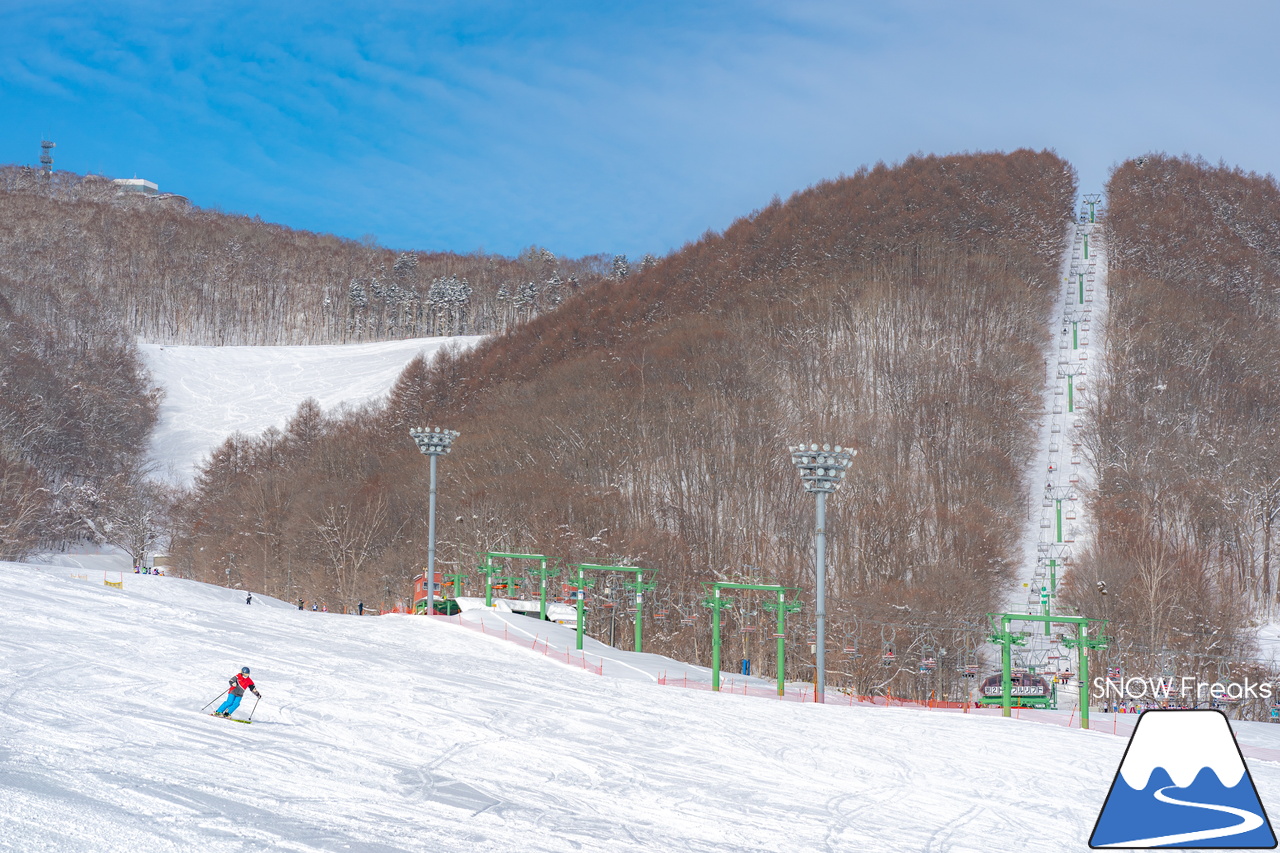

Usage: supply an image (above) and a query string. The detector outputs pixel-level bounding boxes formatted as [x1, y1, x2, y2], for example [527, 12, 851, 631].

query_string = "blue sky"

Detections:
[3, 1, 1278, 260]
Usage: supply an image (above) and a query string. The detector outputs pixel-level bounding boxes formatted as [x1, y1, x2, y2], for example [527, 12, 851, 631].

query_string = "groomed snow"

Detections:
[9, 559, 1280, 852]
[139, 336, 484, 484]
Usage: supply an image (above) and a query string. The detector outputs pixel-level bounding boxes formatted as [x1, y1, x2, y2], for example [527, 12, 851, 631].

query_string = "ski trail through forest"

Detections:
[1010, 195, 1108, 693]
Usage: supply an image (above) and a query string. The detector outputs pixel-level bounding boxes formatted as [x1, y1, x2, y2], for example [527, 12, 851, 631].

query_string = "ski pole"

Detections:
[202, 689, 229, 711]
[247, 695, 261, 722]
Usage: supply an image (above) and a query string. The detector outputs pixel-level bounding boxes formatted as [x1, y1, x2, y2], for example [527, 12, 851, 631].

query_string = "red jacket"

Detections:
[229, 672, 256, 696]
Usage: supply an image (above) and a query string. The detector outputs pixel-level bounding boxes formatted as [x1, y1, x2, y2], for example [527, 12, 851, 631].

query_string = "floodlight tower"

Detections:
[789, 442, 856, 703]
[39, 139, 55, 176]
[409, 426, 460, 613]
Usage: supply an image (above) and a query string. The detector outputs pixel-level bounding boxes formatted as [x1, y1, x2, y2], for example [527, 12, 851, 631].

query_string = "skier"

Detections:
[357, 601, 364, 616]
[246, 591, 252, 605]
[214, 667, 262, 718]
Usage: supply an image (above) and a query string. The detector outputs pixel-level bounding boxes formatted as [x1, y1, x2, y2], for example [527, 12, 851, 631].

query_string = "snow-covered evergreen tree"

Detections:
[611, 254, 630, 280]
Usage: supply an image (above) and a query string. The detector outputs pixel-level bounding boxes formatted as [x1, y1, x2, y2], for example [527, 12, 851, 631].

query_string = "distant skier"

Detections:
[357, 601, 364, 616]
[214, 667, 262, 718]
[298, 599, 304, 610]
[246, 591, 253, 605]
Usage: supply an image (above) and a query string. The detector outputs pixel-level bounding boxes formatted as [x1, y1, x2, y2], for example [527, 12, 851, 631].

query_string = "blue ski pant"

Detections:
[216, 692, 243, 715]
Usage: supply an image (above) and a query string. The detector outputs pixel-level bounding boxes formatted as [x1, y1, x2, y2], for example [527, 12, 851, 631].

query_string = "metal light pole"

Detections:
[789, 443, 856, 703]
[409, 426, 459, 614]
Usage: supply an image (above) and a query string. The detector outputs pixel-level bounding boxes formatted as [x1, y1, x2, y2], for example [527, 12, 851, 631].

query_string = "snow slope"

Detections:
[8, 560, 1280, 852]
[139, 336, 483, 484]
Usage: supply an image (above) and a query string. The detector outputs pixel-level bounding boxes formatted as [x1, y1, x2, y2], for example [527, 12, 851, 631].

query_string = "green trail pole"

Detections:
[1072, 320, 1079, 350]
[482, 553, 495, 606]
[573, 564, 588, 651]
[712, 588, 722, 690]
[762, 587, 802, 696]
[1001, 620, 1014, 718]
[1089, 200, 1096, 223]
[1080, 624, 1092, 730]
[1063, 625, 1107, 730]
[989, 617, 1024, 718]
[775, 594, 787, 695]
[540, 557, 549, 620]
[1078, 274, 1084, 303]
[704, 586, 729, 691]
[1055, 499, 1064, 542]
[1083, 235, 1089, 260]
[443, 570, 467, 599]
[1049, 558, 1057, 598]
[622, 569, 657, 653]
[1067, 374, 1075, 413]
[635, 585, 643, 652]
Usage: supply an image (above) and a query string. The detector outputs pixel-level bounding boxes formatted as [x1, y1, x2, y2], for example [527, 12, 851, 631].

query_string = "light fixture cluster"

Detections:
[409, 426, 460, 456]
[788, 443, 856, 493]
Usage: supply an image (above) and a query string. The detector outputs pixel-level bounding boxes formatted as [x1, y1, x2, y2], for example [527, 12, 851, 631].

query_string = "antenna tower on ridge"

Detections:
[40, 139, 55, 176]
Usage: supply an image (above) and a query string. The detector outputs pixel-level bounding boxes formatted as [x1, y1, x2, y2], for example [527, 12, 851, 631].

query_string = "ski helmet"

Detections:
[241, 667, 250, 675]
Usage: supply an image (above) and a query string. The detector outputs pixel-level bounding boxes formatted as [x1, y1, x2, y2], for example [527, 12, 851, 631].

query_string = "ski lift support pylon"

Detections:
[571, 563, 656, 653]
[703, 580, 802, 696]
[987, 611, 1108, 730]
[480, 552, 557, 617]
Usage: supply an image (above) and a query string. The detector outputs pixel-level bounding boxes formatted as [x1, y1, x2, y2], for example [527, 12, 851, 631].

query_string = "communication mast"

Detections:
[39, 139, 55, 176]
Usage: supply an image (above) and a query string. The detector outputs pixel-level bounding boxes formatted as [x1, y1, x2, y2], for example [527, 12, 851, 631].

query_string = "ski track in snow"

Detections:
[17, 559, 1279, 852]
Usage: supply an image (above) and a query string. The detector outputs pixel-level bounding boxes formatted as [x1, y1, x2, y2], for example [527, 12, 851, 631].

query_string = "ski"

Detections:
[209, 713, 252, 724]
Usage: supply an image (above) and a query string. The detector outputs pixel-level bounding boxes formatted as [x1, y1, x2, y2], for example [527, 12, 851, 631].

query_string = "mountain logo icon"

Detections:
[1090, 709, 1276, 848]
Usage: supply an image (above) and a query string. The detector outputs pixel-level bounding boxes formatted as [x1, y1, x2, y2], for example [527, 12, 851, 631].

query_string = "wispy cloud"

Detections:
[2, 0, 1279, 257]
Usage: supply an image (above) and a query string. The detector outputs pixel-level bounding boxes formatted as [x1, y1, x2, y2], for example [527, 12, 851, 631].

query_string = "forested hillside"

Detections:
[1064, 155, 1280, 677]
[0, 166, 609, 346]
[174, 150, 1076, 699]
[0, 163, 615, 559]
[0, 272, 159, 560]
